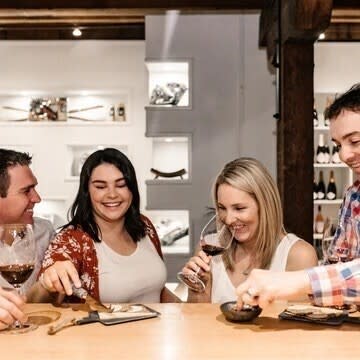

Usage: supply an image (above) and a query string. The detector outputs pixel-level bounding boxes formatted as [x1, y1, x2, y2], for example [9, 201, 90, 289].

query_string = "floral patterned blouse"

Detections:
[39, 216, 163, 301]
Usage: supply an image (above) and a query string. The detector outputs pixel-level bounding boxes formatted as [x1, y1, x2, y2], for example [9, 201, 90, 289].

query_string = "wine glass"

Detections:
[177, 214, 234, 292]
[0, 224, 37, 333]
[322, 217, 360, 264]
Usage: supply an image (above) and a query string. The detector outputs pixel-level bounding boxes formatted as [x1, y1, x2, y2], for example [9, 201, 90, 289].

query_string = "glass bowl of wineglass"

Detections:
[177, 214, 234, 292]
[0, 224, 37, 333]
[322, 217, 360, 264]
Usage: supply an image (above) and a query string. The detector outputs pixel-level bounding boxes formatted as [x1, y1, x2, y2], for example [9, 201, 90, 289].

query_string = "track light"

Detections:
[72, 27, 82, 37]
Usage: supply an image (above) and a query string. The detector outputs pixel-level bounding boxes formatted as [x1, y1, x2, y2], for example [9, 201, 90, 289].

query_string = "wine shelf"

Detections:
[313, 233, 323, 240]
[313, 92, 354, 247]
[314, 199, 342, 205]
[314, 163, 347, 168]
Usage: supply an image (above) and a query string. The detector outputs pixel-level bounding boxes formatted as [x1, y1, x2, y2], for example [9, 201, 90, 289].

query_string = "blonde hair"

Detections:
[212, 157, 284, 271]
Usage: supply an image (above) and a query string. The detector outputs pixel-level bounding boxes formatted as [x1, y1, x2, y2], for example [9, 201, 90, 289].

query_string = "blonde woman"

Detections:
[182, 158, 318, 303]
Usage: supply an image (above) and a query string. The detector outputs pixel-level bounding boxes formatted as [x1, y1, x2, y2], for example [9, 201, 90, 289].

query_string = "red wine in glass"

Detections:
[0, 224, 37, 333]
[201, 244, 226, 257]
[177, 214, 234, 292]
[0, 264, 34, 286]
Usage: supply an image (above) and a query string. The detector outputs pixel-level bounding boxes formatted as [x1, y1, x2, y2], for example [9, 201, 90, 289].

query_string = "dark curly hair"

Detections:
[64, 148, 145, 243]
[324, 83, 360, 120]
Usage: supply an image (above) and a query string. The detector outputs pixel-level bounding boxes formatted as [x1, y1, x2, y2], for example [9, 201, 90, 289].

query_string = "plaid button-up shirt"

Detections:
[331, 181, 360, 260]
[307, 259, 360, 306]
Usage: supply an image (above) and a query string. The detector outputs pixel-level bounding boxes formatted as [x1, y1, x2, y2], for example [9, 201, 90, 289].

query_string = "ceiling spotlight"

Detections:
[318, 33, 325, 40]
[72, 28, 82, 37]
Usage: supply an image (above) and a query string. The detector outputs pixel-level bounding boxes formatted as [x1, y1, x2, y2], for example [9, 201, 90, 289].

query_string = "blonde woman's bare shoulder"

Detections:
[286, 238, 318, 271]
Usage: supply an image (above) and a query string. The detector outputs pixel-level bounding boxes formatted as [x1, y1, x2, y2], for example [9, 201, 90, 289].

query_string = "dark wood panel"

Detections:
[0, 23, 144, 40]
[333, 0, 360, 8]
[0, 0, 265, 10]
[279, 42, 314, 243]
[323, 23, 360, 41]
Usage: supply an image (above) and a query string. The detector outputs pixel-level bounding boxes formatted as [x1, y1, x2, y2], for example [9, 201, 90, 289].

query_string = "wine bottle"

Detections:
[313, 99, 319, 127]
[326, 170, 337, 200]
[331, 144, 341, 164]
[324, 97, 333, 127]
[316, 134, 329, 163]
[323, 141, 330, 164]
[314, 205, 325, 234]
[115, 103, 126, 122]
[317, 170, 326, 200]
[313, 178, 318, 200]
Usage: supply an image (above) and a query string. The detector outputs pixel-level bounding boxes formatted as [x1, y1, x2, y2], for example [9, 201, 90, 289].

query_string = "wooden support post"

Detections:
[260, 0, 333, 243]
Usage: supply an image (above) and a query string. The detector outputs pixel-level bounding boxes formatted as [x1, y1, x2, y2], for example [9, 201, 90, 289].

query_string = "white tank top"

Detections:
[211, 233, 299, 304]
[95, 236, 167, 303]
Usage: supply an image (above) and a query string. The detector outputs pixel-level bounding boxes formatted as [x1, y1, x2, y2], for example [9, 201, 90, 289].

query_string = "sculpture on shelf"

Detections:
[29, 97, 67, 121]
[149, 82, 187, 106]
[154, 218, 189, 246]
[150, 168, 187, 179]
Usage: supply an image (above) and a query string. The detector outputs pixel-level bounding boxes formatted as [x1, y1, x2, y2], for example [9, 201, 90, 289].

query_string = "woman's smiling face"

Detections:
[216, 183, 259, 244]
[89, 163, 133, 224]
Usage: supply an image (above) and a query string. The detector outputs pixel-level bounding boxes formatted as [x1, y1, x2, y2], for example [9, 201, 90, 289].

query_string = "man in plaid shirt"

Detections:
[236, 84, 360, 309]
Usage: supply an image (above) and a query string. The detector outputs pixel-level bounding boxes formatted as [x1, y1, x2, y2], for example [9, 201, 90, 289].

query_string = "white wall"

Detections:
[0, 40, 150, 224]
[315, 42, 360, 92]
[242, 14, 277, 179]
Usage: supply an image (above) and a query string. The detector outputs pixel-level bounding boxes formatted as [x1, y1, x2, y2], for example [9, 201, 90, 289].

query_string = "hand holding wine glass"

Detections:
[0, 224, 36, 332]
[177, 214, 234, 292]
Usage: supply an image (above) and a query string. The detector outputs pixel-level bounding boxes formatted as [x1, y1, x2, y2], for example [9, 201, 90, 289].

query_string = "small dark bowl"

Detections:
[220, 301, 262, 322]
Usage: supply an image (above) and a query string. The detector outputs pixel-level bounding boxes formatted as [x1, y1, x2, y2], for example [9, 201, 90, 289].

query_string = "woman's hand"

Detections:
[0, 287, 27, 330]
[40, 260, 81, 296]
[182, 250, 212, 287]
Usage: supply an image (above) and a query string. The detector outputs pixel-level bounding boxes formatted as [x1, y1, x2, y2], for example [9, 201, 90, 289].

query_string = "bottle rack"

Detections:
[313, 93, 354, 251]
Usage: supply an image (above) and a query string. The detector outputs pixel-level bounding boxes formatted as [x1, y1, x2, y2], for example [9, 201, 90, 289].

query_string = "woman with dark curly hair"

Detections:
[36, 148, 178, 303]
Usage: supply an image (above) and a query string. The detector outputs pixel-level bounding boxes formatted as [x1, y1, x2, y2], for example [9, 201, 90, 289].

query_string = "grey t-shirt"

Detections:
[0, 217, 55, 294]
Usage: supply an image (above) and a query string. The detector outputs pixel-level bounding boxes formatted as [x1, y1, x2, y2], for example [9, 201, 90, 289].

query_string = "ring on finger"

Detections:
[246, 287, 257, 298]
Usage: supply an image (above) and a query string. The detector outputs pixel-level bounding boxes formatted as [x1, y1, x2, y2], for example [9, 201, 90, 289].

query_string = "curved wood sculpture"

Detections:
[150, 168, 186, 179]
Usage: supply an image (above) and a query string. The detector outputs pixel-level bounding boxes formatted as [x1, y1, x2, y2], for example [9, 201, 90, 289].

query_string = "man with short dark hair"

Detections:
[236, 84, 360, 309]
[0, 149, 55, 328]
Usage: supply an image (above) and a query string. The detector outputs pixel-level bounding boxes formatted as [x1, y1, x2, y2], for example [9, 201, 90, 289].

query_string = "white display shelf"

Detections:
[314, 163, 347, 168]
[34, 196, 67, 229]
[66, 144, 130, 178]
[144, 209, 190, 255]
[145, 59, 191, 109]
[0, 121, 130, 127]
[0, 92, 130, 124]
[149, 136, 190, 181]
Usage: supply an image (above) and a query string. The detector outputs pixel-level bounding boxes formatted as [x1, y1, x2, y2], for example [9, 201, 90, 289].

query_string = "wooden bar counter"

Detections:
[2, 302, 359, 359]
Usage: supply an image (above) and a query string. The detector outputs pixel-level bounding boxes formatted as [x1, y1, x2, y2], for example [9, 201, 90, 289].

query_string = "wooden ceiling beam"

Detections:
[321, 23, 360, 41]
[0, 1, 266, 11]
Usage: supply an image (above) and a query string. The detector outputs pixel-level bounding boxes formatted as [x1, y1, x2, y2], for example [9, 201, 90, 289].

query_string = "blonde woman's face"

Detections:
[216, 183, 259, 244]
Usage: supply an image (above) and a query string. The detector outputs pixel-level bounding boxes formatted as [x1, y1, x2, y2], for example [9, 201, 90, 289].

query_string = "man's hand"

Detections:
[236, 269, 312, 309]
[0, 287, 27, 330]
